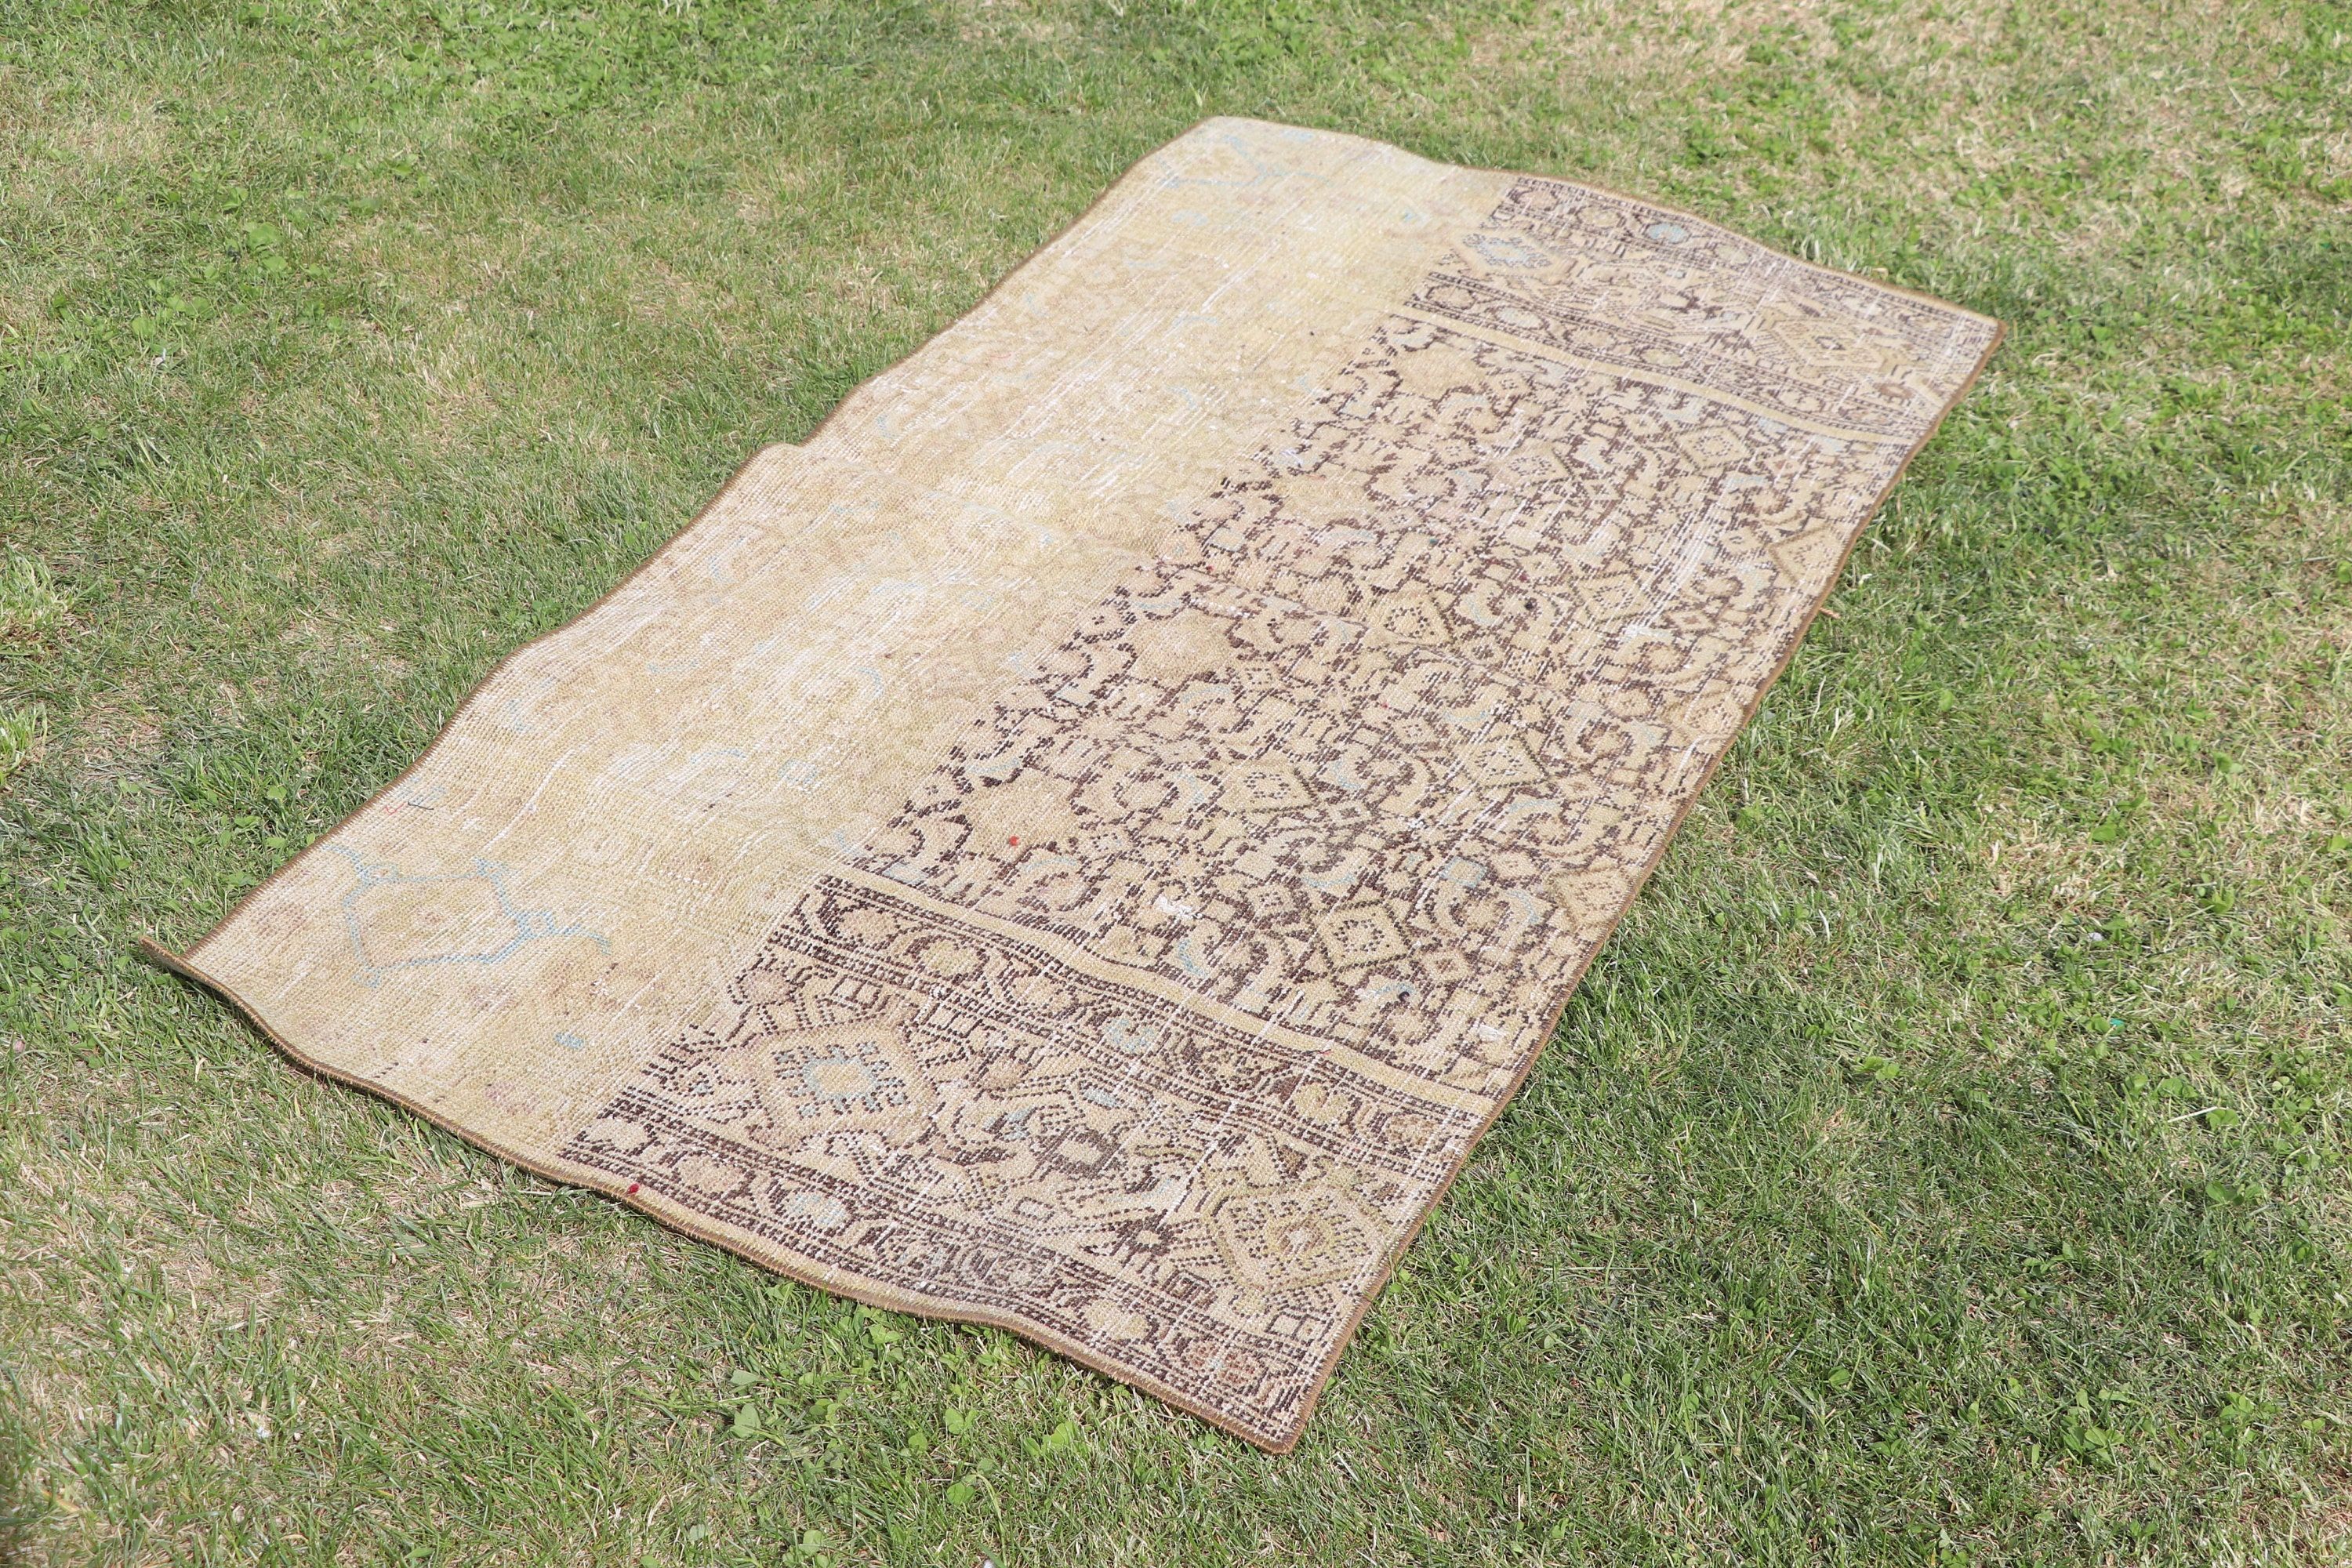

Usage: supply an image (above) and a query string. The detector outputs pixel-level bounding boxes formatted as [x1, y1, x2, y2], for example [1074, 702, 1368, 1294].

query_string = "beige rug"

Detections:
[151, 119, 1998, 1451]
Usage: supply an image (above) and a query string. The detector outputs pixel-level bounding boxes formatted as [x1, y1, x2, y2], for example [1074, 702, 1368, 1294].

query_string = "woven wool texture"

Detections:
[162, 120, 2000, 1450]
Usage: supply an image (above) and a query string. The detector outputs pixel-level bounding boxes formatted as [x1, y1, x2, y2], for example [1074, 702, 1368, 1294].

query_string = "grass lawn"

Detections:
[3, 1, 2349, 1562]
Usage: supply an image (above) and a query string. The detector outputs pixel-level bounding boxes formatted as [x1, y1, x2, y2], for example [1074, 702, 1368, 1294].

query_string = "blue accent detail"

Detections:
[328, 845, 608, 988]
[1439, 857, 1489, 888]
[800, 1055, 881, 1102]
[1102, 1016, 1162, 1056]
[1465, 232, 1553, 270]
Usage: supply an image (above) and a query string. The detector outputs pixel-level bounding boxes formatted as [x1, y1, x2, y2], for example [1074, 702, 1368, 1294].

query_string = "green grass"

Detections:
[2, 1, 2348, 1562]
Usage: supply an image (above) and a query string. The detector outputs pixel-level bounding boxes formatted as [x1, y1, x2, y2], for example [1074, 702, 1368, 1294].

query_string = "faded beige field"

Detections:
[155, 119, 1997, 1450]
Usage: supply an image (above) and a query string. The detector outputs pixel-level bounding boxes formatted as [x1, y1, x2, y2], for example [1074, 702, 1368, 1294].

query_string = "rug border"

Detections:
[143, 116, 2005, 1454]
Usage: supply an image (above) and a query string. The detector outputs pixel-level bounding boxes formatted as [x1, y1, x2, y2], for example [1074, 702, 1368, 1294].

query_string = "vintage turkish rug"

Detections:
[152, 119, 1998, 1451]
